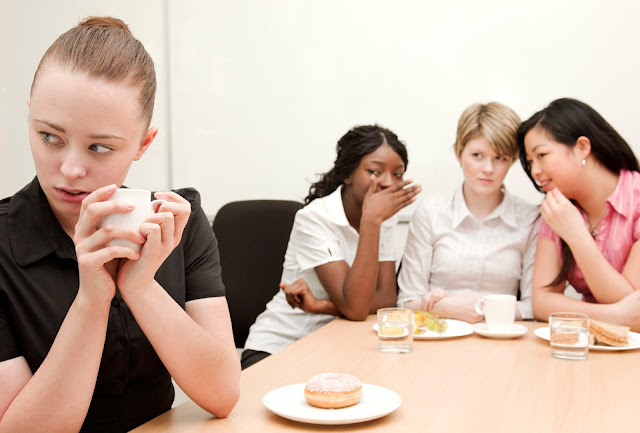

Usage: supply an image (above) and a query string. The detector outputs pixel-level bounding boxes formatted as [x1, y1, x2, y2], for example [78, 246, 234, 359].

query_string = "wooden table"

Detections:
[133, 316, 640, 433]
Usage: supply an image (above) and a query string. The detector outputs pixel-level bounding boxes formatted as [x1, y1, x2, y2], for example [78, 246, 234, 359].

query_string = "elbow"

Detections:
[341, 306, 370, 321]
[202, 383, 240, 419]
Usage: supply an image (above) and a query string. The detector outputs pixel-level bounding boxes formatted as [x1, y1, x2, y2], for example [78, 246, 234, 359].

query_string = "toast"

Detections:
[590, 319, 629, 347]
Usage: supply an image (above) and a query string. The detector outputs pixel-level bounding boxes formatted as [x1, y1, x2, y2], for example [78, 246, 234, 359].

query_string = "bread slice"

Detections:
[590, 319, 629, 347]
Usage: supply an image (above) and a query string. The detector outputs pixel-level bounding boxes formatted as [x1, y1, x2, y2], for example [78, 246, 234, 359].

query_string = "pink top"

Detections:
[304, 372, 361, 393]
[538, 170, 640, 303]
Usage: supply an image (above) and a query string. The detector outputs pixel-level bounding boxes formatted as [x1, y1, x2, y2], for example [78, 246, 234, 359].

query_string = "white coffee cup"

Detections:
[474, 294, 516, 332]
[100, 188, 165, 253]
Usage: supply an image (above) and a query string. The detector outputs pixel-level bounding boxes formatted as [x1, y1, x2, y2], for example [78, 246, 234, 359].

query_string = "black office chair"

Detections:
[212, 200, 303, 348]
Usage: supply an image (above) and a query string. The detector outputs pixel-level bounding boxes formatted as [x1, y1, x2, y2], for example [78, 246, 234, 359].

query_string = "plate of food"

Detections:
[263, 373, 401, 425]
[373, 311, 473, 340]
[533, 319, 640, 351]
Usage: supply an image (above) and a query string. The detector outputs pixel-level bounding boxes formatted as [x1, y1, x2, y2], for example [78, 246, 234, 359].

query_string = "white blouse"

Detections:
[397, 185, 539, 319]
[244, 186, 397, 354]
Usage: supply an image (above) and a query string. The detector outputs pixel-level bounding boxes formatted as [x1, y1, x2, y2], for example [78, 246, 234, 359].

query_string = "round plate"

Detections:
[373, 319, 473, 340]
[263, 383, 401, 425]
[533, 326, 640, 351]
[473, 323, 528, 339]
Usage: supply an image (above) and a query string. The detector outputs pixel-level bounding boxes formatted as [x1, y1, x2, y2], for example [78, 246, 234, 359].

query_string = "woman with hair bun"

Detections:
[520, 98, 640, 330]
[398, 102, 539, 323]
[0, 17, 239, 432]
[241, 125, 421, 369]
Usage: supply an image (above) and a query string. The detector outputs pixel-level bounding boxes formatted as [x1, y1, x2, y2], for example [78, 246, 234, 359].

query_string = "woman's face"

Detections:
[344, 142, 406, 205]
[27, 66, 155, 227]
[524, 126, 582, 196]
[457, 136, 512, 198]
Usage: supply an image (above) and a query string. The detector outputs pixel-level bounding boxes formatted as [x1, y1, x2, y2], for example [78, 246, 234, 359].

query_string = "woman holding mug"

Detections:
[0, 17, 239, 432]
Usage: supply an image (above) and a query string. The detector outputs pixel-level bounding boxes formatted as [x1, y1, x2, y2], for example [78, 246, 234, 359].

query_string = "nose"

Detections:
[529, 160, 541, 179]
[481, 158, 494, 173]
[59, 148, 87, 180]
[377, 172, 394, 189]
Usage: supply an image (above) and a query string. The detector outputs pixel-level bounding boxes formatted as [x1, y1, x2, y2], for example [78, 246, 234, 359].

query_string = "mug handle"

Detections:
[150, 199, 166, 213]
[474, 298, 485, 316]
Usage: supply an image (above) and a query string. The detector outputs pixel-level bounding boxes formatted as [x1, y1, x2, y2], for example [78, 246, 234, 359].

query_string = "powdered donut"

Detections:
[304, 372, 362, 409]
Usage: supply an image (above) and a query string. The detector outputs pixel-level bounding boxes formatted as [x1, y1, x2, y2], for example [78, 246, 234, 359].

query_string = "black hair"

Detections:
[304, 125, 408, 205]
[517, 98, 640, 285]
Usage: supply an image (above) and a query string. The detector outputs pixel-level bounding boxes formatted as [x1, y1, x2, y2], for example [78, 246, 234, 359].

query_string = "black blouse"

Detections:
[0, 178, 225, 432]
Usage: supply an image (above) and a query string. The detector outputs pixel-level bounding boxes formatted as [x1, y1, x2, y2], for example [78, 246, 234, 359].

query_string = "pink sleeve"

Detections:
[633, 212, 640, 242]
[537, 218, 556, 241]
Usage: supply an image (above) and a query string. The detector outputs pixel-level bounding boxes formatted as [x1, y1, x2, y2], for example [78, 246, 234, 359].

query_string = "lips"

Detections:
[55, 187, 90, 203]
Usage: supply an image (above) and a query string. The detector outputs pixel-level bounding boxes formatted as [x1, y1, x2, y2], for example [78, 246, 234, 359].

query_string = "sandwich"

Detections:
[589, 319, 629, 347]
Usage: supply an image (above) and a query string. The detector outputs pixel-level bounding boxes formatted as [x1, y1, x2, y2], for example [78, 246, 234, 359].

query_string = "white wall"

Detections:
[4, 1, 640, 220]
[167, 0, 640, 217]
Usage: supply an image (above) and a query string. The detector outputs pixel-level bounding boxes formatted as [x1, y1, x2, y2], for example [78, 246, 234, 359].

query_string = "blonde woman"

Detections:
[398, 102, 538, 322]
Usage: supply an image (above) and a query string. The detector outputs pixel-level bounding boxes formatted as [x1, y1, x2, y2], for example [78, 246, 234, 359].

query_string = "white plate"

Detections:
[473, 323, 528, 339]
[373, 319, 473, 340]
[533, 326, 640, 351]
[263, 383, 401, 425]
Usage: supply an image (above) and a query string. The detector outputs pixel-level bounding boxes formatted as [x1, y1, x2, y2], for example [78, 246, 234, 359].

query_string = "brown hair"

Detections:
[30, 16, 156, 128]
[454, 102, 521, 162]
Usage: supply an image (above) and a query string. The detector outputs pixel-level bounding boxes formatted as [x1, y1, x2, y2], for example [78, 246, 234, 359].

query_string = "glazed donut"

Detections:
[304, 372, 362, 409]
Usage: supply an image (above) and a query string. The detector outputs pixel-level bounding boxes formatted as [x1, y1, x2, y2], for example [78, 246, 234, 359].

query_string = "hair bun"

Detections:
[78, 16, 132, 34]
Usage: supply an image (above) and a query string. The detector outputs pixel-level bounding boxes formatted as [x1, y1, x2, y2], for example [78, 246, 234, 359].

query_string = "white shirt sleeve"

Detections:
[397, 201, 434, 307]
[378, 217, 398, 262]
[516, 216, 538, 320]
[293, 209, 344, 272]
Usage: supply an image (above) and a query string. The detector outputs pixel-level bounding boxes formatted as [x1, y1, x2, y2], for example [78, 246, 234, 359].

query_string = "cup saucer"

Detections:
[473, 323, 528, 339]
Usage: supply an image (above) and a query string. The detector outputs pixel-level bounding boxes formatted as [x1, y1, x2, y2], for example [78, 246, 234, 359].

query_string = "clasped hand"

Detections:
[540, 188, 588, 244]
[74, 185, 191, 305]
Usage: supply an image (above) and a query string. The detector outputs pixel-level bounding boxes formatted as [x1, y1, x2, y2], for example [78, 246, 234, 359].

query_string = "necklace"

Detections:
[589, 207, 608, 239]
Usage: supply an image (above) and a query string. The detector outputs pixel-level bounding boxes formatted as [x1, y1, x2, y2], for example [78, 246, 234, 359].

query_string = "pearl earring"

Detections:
[581, 158, 586, 167]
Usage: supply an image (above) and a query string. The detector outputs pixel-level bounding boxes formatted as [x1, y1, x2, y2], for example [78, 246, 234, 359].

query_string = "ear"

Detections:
[27, 99, 30, 108]
[574, 136, 591, 160]
[134, 127, 158, 161]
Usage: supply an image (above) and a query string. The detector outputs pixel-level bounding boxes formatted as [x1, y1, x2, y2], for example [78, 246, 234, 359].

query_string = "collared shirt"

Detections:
[538, 169, 640, 303]
[0, 178, 225, 433]
[244, 185, 397, 354]
[397, 185, 539, 319]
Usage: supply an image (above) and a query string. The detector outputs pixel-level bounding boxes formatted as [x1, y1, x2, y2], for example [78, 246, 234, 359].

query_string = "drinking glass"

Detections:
[377, 308, 413, 353]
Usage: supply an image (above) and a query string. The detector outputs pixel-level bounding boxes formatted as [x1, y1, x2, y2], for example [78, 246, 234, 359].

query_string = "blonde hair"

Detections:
[30, 16, 156, 128]
[454, 102, 521, 161]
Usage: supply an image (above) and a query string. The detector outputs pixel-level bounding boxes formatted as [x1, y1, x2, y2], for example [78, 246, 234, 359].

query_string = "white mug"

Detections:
[100, 189, 165, 253]
[474, 294, 516, 332]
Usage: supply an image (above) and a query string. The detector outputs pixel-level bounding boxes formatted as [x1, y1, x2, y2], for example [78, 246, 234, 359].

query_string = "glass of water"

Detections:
[549, 312, 590, 360]
[377, 308, 413, 353]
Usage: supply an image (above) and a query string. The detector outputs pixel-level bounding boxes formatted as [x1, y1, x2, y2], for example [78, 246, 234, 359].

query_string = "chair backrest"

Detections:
[212, 200, 303, 348]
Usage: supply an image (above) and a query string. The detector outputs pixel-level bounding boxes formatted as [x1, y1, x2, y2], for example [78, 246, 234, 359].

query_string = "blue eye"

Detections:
[89, 144, 112, 154]
[41, 132, 61, 145]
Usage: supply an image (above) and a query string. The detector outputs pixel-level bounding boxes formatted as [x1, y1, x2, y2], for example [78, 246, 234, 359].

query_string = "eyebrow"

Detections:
[369, 160, 405, 169]
[33, 119, 126, 141]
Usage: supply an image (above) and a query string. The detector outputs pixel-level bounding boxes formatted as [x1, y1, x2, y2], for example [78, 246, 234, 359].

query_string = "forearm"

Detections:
[336, 220, 381, 319]
[1, 295, 109, 433]
[568, 236, 634, 303]
[121, 283, 240, 418]
[532, 290, 622, 325]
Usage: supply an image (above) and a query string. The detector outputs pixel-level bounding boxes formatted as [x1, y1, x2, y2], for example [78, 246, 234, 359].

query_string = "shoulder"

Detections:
[507, 192, 540, 226]
[411, 191, 453, 221]
[167, 187, 202, 208]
